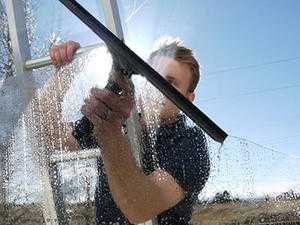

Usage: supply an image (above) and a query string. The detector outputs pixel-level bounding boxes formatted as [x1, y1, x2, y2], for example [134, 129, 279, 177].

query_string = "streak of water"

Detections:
[200, 135, 300, 199]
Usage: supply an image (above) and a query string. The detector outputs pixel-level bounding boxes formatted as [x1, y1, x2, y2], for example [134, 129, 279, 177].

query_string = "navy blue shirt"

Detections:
[140, 115, 210, 224]
[74, 115, 210, 224]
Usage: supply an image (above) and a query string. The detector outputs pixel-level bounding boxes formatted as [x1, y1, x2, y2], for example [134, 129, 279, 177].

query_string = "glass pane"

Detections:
[28, 0, 106, 58]
[1, 0, 300, 224]
[1, 0, 109, 223]
[119, 0, 300, 224]
[0, 0, 12, 81]
[0, 47, 110, 224]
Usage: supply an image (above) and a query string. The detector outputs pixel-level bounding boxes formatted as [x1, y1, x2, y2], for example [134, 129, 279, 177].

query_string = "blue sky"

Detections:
[32, 0, 300, 197]
[119, 0, 300, 156]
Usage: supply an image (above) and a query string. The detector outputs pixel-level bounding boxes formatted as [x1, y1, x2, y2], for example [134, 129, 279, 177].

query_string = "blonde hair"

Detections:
[148, 37, 201, 92]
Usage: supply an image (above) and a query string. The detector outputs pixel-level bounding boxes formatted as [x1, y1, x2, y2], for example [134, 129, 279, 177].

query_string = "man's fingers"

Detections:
[49, 48, 54, 63]
[81, 102, 102, 125]
[49, 41, 80, 67]
[90, 89, 131, 111]
[83, 93, 130, 123]
[50, 47, 58, 66]
[82, 96, 106, 117]
[66, 41, 80, 61]
[59, 44, 68, 65]
[90, 89, 133, 122]
[88, 113, 104, 129]
[54, 50, 62, 67]
[111, 73, 134, 95]
[81, 98, 95, 117]
[80, 104, 88, 116]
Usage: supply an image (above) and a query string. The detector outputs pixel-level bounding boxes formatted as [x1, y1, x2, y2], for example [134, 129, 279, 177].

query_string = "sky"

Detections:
[119, 0, 300, 156]
[20, 0, 300, 199]
[35, 0, 300, 156]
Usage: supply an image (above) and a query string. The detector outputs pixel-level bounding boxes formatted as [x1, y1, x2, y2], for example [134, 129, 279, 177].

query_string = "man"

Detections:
[43, 38, 210, 224]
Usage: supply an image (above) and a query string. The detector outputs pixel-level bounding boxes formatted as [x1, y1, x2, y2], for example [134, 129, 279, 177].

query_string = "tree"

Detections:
[264, 194, 271, 202]
[276, 189, 299, 201]
[212, 190, 238, 204]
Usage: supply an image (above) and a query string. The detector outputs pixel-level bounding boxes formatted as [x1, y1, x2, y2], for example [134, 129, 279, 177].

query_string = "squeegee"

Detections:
[58, 0, 228, 143]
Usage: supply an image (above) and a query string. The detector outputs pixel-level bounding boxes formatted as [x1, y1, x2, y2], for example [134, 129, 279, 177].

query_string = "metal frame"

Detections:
[4, 0, 147, 224]
[25, 43, 104, 70]
[6, 0, 31, 69]
[50, 149, 100, 163]
[99, 4, 150, 224]
[6, 0, 33, 105]
[6, 1, 60, 225]
[101, 0, 143, 165]
[101, 0, 124, 40]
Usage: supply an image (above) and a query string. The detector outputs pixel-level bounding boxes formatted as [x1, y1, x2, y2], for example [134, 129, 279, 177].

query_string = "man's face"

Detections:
[145, 55, 196, 122]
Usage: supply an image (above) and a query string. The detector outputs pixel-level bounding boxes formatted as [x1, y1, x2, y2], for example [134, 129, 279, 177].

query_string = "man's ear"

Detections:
[187, 92, 195, 102]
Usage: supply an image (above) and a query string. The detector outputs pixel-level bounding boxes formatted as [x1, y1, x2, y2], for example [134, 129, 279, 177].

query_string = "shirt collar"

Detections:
[157, 114, 187, 139]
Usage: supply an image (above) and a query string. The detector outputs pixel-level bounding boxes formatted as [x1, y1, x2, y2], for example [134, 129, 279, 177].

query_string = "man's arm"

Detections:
[81, 77, 186, 224]
[39, 41, 81, 151]
[101, 130, 185, 224]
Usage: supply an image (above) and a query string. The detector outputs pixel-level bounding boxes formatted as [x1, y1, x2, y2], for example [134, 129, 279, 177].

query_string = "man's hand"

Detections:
[80, 72, 134, 142]
[49, 40, 80, 67]
[39, 41, 82, 152]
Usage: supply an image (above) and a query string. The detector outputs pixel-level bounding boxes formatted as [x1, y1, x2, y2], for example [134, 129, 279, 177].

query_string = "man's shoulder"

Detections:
[162, 124, 210, 195]
[183, 125, 207, 150]
[186, 125, 206, 137]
